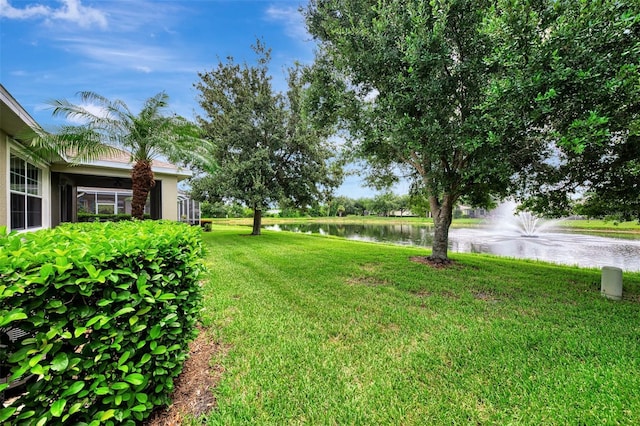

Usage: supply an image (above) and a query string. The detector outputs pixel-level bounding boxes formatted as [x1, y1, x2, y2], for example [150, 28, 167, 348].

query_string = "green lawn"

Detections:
[198, 226, 640, 424]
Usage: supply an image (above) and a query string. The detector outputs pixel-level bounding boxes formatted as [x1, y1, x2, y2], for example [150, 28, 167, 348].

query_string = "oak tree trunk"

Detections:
[131, 160, 155, 220]
[429, 194, 454, 263]
[252, 207, 262, 235]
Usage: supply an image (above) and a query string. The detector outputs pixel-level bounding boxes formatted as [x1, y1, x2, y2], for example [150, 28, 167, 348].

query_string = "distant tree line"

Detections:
[199, 192, 429, 219]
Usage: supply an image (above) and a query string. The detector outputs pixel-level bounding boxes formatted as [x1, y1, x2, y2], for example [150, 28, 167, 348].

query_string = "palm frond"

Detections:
[42, 90, 214, 172]
[28, 126, 119, 164]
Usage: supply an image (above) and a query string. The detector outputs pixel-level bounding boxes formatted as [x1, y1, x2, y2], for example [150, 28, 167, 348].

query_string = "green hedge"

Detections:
[77, 213, 151, 222]
[0, 221, 205, 425]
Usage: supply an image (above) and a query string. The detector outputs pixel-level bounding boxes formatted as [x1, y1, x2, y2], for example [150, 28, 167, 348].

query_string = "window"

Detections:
[10, 154, 43, 230]
[96, 192, 116, 214]
[76, 188, 149, 216]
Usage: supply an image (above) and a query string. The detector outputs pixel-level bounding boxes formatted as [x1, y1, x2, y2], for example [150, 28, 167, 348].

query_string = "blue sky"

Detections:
[1, 0, 407, 198]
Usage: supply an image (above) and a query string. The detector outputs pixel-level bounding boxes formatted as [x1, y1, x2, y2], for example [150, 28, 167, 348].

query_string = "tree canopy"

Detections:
[304, 0, 547, 261]
[511, 0, 640, 220]
[193, 42, 341, 235]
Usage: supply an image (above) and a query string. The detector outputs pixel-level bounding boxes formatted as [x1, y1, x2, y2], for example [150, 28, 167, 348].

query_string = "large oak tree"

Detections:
[304, 0, 547, 261]
[193, 42, 341, 235]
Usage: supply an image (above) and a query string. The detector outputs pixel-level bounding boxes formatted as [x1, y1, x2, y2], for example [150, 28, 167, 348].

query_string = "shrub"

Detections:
[77, 213, 151, 222]
[0, 221, 205, 424]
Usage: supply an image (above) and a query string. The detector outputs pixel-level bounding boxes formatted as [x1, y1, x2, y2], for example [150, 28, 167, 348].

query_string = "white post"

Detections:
[601, 266, 623, 301]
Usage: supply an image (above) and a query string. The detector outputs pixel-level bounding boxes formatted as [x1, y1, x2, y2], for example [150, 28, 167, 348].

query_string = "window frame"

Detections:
[7, 141, 49, 232]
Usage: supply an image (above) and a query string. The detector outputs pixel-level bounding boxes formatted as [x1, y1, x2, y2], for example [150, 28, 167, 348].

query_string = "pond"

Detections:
[263, 222, 640, 272]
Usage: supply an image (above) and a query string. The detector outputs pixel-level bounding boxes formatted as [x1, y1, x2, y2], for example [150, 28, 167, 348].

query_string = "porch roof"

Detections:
[75, 148, 192, 179]
[51, 147, 192, 181]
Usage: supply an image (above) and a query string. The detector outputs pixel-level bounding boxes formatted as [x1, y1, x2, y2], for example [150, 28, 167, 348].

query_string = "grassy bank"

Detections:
[203, 215, 640, 233]
[198, 226, 640, 424]
[555, 219, 640, 233]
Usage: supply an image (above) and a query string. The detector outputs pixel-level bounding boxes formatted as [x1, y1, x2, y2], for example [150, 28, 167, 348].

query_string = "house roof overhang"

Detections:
[50, 148, 193, 181]
[1, 84, 67, 164]
[1, 84, 40, 141]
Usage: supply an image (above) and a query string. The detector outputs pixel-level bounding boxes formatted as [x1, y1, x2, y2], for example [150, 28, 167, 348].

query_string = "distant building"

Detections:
[457, 205, 489, 218]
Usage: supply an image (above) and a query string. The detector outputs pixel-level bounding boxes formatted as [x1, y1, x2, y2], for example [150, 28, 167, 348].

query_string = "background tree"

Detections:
[372, 192, 397, 217]
[354, 197, 373, 216]
[194, 42, 340, 235]
[305, 0, 546, 261]
[396, 194, 411, 217]
[38, 91, 207, 219]
[331, 195, 355, 216]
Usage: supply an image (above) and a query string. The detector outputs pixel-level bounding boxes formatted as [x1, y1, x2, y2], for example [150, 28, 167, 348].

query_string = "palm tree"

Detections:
[33, 91, 209, 219]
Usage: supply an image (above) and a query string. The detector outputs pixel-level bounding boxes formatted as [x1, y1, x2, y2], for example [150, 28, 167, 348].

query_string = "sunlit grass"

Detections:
[556, 219, 640, 233]
[198, 226, 640, 424]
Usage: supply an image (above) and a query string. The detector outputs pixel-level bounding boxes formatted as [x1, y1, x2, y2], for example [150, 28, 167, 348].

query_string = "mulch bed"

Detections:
[144, 329, 226, 425]
[409, 256, 457, 268]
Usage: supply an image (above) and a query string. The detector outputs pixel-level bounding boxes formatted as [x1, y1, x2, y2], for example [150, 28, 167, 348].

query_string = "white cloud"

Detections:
[265, 5, 309, 41]
[56, 36, 176, 73]
[0, 0, 107, 29]
[0, 0, 49, 19]
[134, 65, 152, 74]
[50, 0, 108, 29]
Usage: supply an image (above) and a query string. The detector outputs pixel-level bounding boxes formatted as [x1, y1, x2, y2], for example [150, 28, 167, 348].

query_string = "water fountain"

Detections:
[515, 211, 540, 237]
[488, 201, 552, 237]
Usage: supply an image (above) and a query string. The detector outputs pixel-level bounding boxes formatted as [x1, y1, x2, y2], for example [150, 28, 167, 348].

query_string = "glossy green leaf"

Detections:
[50, 399, 67, 417]
[150, 324, 162, 339]
[95, 387, 110, 395]
[15, 410, 36, 420]
[68, 402, 83, 415]
[100, 409, 116, 421]
[157, 292, 176, 301]
[0, 309, 27, 327]
[135, 393, 148, 403]
[0, 407, 17, 422]
[114, 306, 135, 318]
[131, 323, 147, 333]
[124, 373, 145, 386]
[111, 382, 129, 391]
[60, 381, 85, 398]
[151, 345, 167, 355]
[51, 352, 69, 372]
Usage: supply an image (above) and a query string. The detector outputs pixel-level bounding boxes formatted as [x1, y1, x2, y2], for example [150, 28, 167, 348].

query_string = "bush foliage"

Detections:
[0, 221, 205, 425]
[77, 213, 152, 223]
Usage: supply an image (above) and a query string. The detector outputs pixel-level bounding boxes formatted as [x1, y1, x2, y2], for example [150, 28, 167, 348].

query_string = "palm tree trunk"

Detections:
[131, 160, 155, 220]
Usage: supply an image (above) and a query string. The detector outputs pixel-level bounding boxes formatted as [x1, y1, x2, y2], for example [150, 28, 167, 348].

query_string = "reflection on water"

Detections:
[264, 223, 640, 272]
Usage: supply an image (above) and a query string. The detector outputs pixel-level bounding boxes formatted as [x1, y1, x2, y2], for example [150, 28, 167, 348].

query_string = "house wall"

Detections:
[0, 133, 8, 228]
[158, 175, 179, 221]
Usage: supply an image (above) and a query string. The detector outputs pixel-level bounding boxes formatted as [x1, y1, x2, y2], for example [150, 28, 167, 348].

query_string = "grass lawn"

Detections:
[198, 225, 640, 424]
